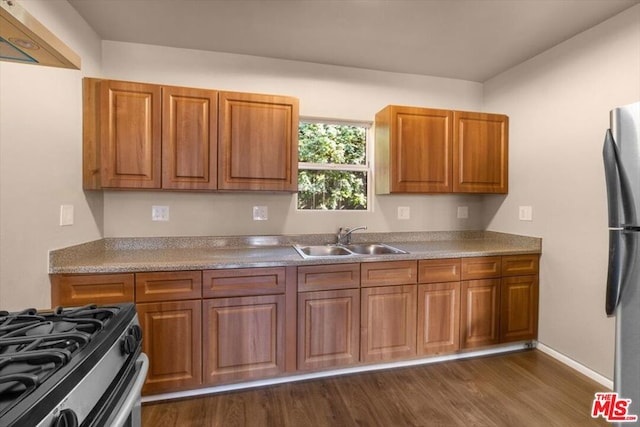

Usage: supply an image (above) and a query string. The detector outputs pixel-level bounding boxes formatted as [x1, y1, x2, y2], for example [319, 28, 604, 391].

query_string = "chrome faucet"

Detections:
[337, 226, 367, 245]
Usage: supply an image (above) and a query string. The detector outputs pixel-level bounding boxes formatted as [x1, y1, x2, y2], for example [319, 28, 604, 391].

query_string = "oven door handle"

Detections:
[110, 353, 149, 427]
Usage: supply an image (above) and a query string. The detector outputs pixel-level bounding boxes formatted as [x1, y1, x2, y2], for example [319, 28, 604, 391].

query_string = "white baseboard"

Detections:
[536, 342, 613, 390]
[142, 343, 529, 403]
[142, 342, 613, 403]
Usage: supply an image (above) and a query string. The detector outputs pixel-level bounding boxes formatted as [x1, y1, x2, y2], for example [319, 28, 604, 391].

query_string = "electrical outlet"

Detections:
[253, 206, 268, 221]
[397, 206, 410, 220]
[519, 206, 533, 221]
[152, 205, 169, 221]
[60, 205, 74, 226]
[457, 206, 469, 219]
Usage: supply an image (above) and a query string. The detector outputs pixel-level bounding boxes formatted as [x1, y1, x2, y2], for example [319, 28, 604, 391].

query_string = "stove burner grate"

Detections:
[0, 304, 121, 419]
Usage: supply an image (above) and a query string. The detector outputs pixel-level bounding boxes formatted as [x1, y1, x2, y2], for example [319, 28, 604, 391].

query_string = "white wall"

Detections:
[0, 0, 103, 310]
[99, 42, 488, 237]
[483, 4, 640, 379]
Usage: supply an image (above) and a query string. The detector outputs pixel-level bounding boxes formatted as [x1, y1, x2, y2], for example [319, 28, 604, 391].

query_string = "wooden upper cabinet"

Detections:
[218, 91, 299, 191]
[375, 106, 453, 194]
[452, 111, 508, 193]
[162, 86, 218, 190]
[84, 78, 162, 189]
[84, 78, 299, 192]
[375, 105, 508, 194]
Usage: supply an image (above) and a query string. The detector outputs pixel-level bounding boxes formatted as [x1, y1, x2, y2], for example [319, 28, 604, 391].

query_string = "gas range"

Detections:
[0, 303, 148, 427]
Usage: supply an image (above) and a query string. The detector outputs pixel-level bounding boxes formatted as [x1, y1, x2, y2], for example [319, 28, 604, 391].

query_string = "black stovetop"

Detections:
[0, 304, 136, 424]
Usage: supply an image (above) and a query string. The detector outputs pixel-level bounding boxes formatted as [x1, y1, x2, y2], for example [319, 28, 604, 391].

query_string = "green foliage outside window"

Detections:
[298, 122, 368, 210]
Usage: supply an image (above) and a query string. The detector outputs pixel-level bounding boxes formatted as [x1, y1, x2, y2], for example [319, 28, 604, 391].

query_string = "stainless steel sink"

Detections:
[293, 243, 408, 258]
[294, 245, 352, 258]
[342, 243, 408, 255]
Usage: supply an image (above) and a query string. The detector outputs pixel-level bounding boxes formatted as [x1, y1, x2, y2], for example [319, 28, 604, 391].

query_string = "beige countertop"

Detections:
[48, 231, 542, 274]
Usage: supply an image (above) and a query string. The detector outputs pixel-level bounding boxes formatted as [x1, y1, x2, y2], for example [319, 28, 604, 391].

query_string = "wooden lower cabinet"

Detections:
[360, 285, 417, 362]
[460, 279, 500, 349]
[50, 273, 134, 306]
[500, 275, 539, 342]
[49, 253, 540, 396]
[203, 294, 285, 385]
[297, 289, 360, 370]
[417, 282, 460, 355]
[137, 300, 202, 395]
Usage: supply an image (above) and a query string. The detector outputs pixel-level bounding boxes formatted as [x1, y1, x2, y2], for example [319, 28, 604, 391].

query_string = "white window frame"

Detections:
[297, 117, 373, 212]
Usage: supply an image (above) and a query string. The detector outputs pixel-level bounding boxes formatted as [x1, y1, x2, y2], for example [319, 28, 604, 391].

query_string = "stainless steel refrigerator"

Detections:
[603, 101, 640, 424]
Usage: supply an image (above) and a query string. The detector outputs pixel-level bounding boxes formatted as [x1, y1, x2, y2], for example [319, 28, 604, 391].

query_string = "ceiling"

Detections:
[68, 0, 639, 82]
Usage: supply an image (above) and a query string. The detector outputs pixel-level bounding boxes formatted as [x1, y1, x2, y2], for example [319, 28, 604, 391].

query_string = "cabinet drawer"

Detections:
[135, 271, 202, 302]
[361, 261, 417, 287]
[461, 256, 501, 280]
[297, 263, 360, 291]
[203, 267, 286, 297]
[502, 254, 540, 277]
[418, 258, 461, 284]
[50, 273, 134, 306]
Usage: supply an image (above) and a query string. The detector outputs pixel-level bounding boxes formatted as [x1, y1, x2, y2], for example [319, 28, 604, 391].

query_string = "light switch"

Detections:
[457, 206, 469, 219]
[519, 206, 533, 221]
[397, 206, 410, 220]
[60, 204, 74, 226]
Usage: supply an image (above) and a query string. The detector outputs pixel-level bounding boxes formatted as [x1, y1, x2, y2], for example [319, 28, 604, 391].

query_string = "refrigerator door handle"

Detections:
[603, 129, 638, 228]
[606, 229, 639, 316]
[606, 229, 624, 316]
[603, 129, 639, 316]
[604, 129, 621, 228]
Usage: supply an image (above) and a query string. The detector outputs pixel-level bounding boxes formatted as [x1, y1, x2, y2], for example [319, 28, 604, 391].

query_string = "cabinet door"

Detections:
[500, 275, 539, 342]
[452, 111, 508, 193]
[162, 86, 218, 190]
[417, 282, 460, 355]
[203, 294, 285, 384]
[298, 289, 360, 370]
[375, 106, 453, 193]
[137, 300, 202, 395]
[360, 285, 417, 362]
[96, 79, 162, 189]
[50, 273, 134, 307]
[218, 91, 299, 191]
[460, 279, 500, 348]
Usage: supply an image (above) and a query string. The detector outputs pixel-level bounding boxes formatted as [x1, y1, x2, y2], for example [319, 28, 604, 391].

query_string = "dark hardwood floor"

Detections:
[141, 349, 609, 426]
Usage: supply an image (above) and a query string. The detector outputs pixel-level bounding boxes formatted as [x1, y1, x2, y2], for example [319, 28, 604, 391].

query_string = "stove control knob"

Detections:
[121, 324, 143, 355]
[54, 409, 79, 427]
[121, 334, 137, 355]
[129, 324, 143, 341]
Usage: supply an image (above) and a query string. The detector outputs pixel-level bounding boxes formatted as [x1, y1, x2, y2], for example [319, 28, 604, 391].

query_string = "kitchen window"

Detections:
[297, 119, 370, 210]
